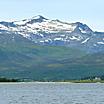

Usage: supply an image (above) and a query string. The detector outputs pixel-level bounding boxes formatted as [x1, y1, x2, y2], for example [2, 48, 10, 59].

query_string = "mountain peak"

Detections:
[25, 15, 48, 24]
[73, 22, 93, 34]
[32, 15, 48, 20]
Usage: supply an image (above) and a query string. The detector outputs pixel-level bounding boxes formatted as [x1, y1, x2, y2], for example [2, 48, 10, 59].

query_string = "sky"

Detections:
[0, 0, 104, 31]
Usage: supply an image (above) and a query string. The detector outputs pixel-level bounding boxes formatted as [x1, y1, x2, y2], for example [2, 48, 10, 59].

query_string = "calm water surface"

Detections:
[0, 82, 104, 104]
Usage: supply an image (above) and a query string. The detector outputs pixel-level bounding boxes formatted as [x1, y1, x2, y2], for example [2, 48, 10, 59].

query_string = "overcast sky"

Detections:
[0, 0, 104, 31]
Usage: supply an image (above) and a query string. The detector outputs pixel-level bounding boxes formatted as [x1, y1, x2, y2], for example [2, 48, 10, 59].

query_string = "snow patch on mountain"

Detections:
[79, 27, 87, 33]
[97, 42, 104, 45]
[69, 36, 82, 41]
[0, 24, 8, 30]
[82, 38, 90, 44]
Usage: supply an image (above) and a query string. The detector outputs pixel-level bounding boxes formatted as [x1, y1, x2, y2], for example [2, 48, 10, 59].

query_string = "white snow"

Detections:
[69, 36, 81, 41]
[25, 20, 76, 33]
[97, 42, 104, 45]
[54, 37, 63, 41]
[40, 40, 44, 43]
[61, 35, 65, 37]
[8, 17, 78, 40]
[81, 38, 90, 44]
[15, 20, 29, 25]
[1, 16, 102, 47]
[0, 24, 8, 30]
[93, 44, 97, 46]
[79, 27, 86, 33]
[44, 40, 49, 42]
[17, 32, 30, 38]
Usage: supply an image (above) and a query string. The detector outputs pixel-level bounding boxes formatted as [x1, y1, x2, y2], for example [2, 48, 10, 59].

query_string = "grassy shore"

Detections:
[0, 77, 104, 83]
[58, 79, 104, 83]
[0, 78, 19, 82]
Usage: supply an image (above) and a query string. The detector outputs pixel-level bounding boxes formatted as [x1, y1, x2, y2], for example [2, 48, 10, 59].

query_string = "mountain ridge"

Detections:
[0, 15, 104, 53]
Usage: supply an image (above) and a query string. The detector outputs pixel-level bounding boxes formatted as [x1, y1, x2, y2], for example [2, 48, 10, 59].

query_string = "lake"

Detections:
[0, 82, 104, 104]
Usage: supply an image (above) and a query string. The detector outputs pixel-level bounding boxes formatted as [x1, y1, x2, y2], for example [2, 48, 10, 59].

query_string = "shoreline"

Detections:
[0, 81, 103, 84]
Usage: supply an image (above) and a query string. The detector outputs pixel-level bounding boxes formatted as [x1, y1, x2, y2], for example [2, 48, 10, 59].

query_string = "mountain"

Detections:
[0, 15, 104, 53]
[0, 32, 104, 81]
[0, 15, 104, 81]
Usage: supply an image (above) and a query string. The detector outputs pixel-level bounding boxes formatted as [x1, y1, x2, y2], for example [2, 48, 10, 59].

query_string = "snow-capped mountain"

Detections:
[0, 15, 104, 53]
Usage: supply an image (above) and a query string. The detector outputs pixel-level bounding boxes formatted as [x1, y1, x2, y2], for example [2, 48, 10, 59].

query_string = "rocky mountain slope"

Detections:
[0, 32, 104, 80]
